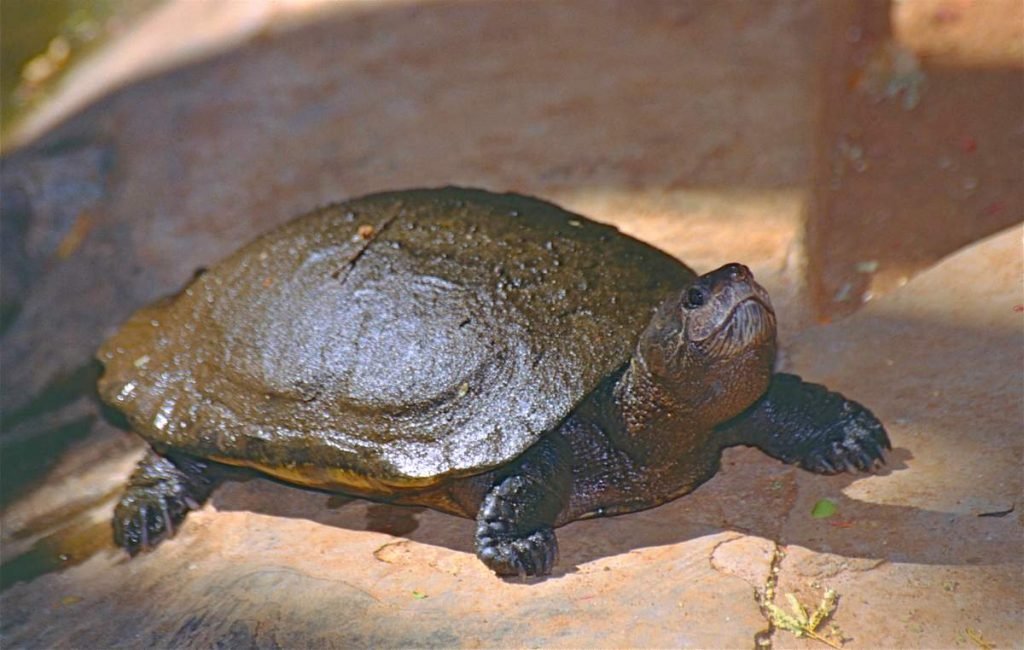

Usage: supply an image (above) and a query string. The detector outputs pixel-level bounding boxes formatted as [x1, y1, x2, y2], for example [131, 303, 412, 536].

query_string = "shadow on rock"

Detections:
[208, 443, 1015, 576]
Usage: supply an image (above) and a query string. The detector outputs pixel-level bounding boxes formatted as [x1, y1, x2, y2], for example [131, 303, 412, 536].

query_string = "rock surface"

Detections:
[1, 1, 1021, 648]
[774, 225, 1023, 648]
[3, 227, 1020, 648]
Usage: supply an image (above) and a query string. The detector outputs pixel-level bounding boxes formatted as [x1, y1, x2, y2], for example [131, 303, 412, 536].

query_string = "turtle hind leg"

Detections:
[473, 434, 572, 577]
[717, 373, 891, 474]
[113, 448, 220, 554]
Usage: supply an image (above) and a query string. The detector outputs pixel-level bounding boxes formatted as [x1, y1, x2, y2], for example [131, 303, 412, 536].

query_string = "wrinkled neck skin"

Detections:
[608, 331, 776, 468]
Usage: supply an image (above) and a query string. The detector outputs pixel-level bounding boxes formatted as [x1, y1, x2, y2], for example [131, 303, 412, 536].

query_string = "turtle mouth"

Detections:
[697, 293, 776, 356]
[734, 280, 773, 314]
[728, 296, 775, 343]
[679, 263, 777, 357]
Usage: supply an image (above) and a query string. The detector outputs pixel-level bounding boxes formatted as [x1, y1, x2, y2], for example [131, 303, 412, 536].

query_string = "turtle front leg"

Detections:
[716, 373, 891, 474]
[474, 434, 572, 577]
[113, 448, 220, 554]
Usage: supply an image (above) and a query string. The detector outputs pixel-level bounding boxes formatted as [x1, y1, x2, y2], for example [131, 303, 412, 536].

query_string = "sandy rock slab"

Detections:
[1, 1, 1020, 646]
[771, 225, 1023, 649]
[3, 228, 1019, 648]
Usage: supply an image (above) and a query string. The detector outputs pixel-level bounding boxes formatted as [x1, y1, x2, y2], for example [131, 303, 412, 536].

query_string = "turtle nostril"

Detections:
[725, 263, 749, 281]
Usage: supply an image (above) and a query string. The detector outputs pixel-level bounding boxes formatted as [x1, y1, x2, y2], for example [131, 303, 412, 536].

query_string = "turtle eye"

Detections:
[684, 286, 707, 309]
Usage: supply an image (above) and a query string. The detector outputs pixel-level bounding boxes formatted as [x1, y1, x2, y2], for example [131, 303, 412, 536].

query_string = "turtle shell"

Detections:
[97, 188, 695, 491]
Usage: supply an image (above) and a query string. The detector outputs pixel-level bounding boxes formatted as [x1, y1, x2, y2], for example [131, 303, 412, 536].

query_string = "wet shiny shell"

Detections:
[97, 188, 695, 490]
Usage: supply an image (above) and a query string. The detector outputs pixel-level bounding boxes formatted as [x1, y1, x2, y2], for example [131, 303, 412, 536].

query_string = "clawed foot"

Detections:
[476, 526, 558, 577]
[800, 404, 891, 475]
[475, 476, 559, 577]
[721, 374, 893, 476]
[113, 451, 214, 554]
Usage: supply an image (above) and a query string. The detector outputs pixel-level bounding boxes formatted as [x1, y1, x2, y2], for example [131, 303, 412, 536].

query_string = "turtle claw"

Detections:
[476, 526, 558, 577]
[475, 475, 560, 577]
[113, 450, 216, 554]
[114, 484, 190, 554]
[799, 407, 891, 475]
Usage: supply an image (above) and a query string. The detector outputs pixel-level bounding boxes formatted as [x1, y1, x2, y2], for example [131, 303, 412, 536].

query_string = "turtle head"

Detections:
[637, 263, 777, 425]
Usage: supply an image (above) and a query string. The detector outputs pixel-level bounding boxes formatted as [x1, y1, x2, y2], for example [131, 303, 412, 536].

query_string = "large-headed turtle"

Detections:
[98, 187, 889, 576]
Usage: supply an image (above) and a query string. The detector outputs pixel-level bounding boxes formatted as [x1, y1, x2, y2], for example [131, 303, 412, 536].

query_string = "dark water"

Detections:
[0, 488, 121, 591]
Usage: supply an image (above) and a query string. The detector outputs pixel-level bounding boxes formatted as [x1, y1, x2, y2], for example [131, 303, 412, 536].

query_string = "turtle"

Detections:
[97, 187, 890, 577]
